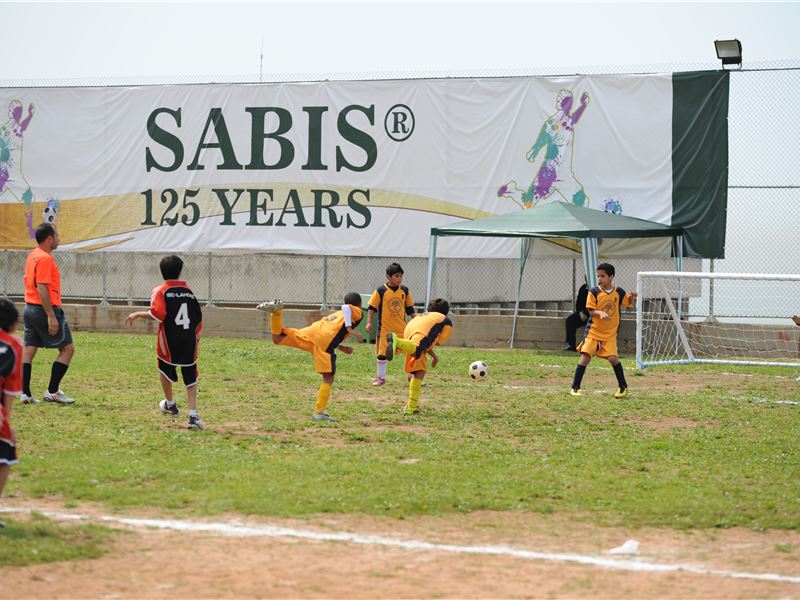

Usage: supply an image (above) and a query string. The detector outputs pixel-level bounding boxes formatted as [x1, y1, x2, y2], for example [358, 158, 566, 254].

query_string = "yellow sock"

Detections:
[314, 383, 332, 414]
[396, 337, 417, 354]
[405, 377, 422, 413]
[270, 310, 284, 335]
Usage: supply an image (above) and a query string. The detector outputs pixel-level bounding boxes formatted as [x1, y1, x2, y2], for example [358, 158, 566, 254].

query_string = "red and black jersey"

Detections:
[149, 280, 203, 366]
[0, 330, 22, 445]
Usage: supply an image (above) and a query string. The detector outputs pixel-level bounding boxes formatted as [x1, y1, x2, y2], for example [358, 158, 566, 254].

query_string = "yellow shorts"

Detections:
[577, 337, 618, 359]
[403, 351, 428, 374]
[279, 328, 335, 374]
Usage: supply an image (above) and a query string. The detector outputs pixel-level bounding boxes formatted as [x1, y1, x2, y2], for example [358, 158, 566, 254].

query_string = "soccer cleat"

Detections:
[385, 333, 396, 361]
[256, 300, 283, 313]
[20, 393, 40, 405]
[371, 377, 386, 386]
[404, 408, 420, 415]
[187, 415, 205, 430]
[569, 388, 584, 396]
[159, 399, 179, 416]
[43, 390, 75, 405]
[0, 519, 5, 528]
[614, 388, 630, 398]
[312, 412, 336, 422]
[562, 345, 577, 352]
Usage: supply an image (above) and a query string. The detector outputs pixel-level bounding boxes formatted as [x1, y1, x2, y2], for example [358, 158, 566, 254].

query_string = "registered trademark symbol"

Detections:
[384, 104, 415, 141]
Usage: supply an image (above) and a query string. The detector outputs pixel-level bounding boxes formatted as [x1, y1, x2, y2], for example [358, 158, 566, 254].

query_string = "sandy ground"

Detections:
[4, 499, 800, 599]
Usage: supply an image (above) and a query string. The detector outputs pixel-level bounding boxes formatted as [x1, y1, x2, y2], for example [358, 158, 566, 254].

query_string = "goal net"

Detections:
[636, 271, 800, 369]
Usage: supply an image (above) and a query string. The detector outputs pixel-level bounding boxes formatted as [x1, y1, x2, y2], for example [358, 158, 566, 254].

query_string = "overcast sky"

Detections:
[3, 1, 799, 83]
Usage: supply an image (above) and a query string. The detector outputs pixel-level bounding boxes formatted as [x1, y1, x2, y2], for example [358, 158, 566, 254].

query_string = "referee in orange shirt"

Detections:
[20, 223, 75, 405]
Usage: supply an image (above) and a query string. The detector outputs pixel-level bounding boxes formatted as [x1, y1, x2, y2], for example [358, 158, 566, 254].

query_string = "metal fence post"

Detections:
[2, 250, 7, 298]
[206, 252, 216, 308]
[571, 258, 577, 313]
[706, 258, 718, 323]
[321, 255, 329, 310]
[100, 252, 110, 306]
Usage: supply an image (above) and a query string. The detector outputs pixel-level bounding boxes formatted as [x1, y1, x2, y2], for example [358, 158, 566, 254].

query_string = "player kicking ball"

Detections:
[257, 293, 364, 422]
[385, 298, 453, 415]
[570, 263, 637, 398]
[126, 255, 205, 430]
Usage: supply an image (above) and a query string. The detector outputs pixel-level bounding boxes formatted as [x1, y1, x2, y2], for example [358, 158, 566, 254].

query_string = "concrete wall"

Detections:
[14, 303, 638, 352]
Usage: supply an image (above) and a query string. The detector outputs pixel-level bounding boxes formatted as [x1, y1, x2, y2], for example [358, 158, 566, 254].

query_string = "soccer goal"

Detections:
[636, 271, 800, 370]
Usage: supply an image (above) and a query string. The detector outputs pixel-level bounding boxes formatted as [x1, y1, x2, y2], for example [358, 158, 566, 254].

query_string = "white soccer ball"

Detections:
[42, 205, 57, 224]
[469, 360, 488, 381]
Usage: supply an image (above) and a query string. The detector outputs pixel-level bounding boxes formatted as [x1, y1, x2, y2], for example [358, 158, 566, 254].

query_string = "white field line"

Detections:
[2, 507, 800, 584]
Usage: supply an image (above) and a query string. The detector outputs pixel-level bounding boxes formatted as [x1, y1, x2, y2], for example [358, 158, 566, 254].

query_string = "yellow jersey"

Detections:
[584, 286, 634, 342]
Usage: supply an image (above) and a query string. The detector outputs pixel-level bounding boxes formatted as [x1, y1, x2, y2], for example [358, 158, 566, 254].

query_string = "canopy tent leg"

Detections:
[510, 238, 532, 348]
[425, 234, 438, 310]
[581, 238, 599, 288]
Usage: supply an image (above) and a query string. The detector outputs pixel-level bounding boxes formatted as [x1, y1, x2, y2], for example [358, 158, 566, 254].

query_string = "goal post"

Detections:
[635, 271, 800, 370]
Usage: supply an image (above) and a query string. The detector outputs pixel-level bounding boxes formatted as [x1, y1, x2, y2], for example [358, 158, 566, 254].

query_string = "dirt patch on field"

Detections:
[4, 499, 800, 599]
[625, 416, 717, 431]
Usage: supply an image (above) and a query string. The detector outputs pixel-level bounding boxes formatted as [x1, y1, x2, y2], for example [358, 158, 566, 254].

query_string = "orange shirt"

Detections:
[24, 248, 62, 306]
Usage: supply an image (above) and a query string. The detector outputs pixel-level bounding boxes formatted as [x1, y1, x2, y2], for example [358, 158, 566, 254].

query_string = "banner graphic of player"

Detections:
[497, 88, 590, 209]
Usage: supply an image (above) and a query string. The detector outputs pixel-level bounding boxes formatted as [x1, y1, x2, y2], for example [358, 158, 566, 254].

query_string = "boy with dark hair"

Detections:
[365, 262, 416, 386]
[126, 255, 205, 430]
[570, 263, 637, 398]
[21, 223, 76, 405]
[257, 293, 364, 422]
[385, 298, 453, 415]
[0, 298, 23, 527]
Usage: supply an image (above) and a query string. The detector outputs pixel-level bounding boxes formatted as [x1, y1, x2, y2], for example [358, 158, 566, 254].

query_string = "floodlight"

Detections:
[714, 39, 742, 68]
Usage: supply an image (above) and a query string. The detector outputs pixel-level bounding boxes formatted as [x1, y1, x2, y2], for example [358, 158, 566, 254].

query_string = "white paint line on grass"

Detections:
[2, 506, 799, 584]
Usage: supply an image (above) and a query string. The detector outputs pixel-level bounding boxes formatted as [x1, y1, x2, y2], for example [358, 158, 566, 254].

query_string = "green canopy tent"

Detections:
[426, 201, 685, 347]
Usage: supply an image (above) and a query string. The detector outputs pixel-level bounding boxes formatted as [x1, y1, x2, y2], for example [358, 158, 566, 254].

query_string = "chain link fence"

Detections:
[1, 61, 797, 317]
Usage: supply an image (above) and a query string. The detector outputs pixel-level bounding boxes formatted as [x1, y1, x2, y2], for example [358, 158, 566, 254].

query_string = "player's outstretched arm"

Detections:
[428, 348, 439, 369]
[125, 311, 152, 326]
[346, 326, 364, 343]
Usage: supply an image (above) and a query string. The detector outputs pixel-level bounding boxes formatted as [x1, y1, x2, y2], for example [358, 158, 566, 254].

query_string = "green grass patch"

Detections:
[9, 331, 800, 530]
[0, 512, 116, 566]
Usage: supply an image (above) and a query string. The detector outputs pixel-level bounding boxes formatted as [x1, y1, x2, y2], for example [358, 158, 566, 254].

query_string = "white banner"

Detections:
[0, 76, 674, 257]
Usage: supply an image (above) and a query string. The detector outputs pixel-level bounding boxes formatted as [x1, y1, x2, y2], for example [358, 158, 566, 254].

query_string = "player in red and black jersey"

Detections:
[126, 255, 205, 430]
[0, 298, 23, 527]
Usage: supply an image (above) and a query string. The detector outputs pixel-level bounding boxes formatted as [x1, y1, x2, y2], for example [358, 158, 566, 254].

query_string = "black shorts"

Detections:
[158, 359, 198, 387]
[0, 439, 18, 465]
[23, 304, 73, 349]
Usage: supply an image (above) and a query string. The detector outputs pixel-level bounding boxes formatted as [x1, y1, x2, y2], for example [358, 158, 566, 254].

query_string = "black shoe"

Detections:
[159, 399, 179, 416]
[385, 333, 395, 361]
[188, 415, 205, 430]
[562, 345, 577, 352]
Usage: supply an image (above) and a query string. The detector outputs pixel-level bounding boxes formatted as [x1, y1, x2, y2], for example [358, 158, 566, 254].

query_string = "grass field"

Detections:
[3, 330, 800, 567]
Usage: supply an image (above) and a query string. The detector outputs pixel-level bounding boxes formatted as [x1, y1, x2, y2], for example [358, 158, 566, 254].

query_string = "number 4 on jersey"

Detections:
[174, 302, 191, 329]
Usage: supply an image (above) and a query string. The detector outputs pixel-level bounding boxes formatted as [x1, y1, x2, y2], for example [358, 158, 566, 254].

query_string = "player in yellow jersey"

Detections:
[257, 293, 363, 422]
[365, 263, 416, 386]
[570, 263, 637, 397]
[385, 298, 452, 414]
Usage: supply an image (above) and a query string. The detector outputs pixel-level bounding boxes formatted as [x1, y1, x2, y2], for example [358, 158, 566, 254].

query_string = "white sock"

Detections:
[377, 360, 388, 379]
[166, 399, 176, 407]
[189, 409, 198, 417]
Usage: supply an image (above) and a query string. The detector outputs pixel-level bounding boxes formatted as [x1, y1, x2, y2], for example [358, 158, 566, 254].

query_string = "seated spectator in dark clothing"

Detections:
[564, 282, 589, 352]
